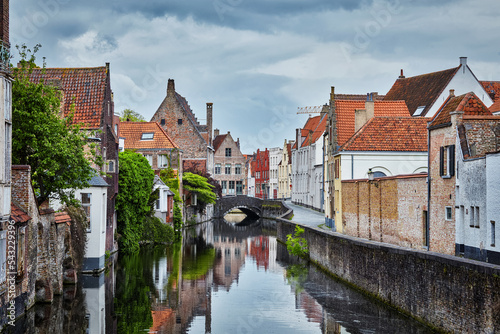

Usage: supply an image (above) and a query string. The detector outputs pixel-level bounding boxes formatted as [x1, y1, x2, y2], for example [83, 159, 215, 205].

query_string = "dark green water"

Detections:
[7, 218, 436, 333]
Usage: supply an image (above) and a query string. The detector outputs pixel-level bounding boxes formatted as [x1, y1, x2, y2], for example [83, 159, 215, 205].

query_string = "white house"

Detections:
[486, 151, 500, 264]
[82, 273, 106, 334]
[291, 113, 326, 211]
[153, 175, 174, 224]
[268, 147, 282, 199]
[278, 140, 294, 199]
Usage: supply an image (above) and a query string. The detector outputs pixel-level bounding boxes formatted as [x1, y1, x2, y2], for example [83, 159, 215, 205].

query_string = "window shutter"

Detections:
[439, 147, 444, 176]
[449, 145, 455, 176]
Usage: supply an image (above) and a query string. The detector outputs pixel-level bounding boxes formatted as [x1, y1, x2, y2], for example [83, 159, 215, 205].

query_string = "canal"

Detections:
[6, 218, 436, 333]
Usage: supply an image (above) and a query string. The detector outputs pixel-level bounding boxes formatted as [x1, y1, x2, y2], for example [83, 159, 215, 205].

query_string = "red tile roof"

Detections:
[213, 134, 228, 152]
[336, 100, 410, 146]
[341, 117, 428, 152]
[11, 203, 31, 223]
[384, 67, 459, 116]
[120, 122, 179, 150]
[429, 92, 492, 128]
[490, 98, 500, 113]
[55, 211, 72, 224]
[28, 66, 108, 129]
[480, 81, 500, 101]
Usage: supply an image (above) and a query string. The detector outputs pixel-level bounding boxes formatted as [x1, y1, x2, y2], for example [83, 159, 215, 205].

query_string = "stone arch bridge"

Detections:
[214, 195, 292, 220]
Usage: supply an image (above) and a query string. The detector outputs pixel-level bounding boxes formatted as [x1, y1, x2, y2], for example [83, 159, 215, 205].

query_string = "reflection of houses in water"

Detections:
[152, 256, 169, 302]
[82, 273, 106, 334]
[249, 236, 270, 270]
[213, 235, 247, 291]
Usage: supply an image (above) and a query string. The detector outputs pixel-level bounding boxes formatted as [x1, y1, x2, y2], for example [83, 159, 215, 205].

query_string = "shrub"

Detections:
[286, 225, 309, 258]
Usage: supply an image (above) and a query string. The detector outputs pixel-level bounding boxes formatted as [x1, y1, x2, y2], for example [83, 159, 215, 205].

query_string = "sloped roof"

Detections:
[213, 134, 228, 152]
[336, 100, 410, 146]
[340, 117, 428, 152]
[89, 175, 109, 187]
[490, 98, 500, 113]
[480, 81, 500, 101]
[384, 67, 459, 116]
[28, 66, 108, 129]
[429, 92, 492, 129]
[120, 122, 179, 150]
[286, 142, 293, 164]
[336, 93, 385, 100]
[54, 212, 72, 224]
[11, 203, 31, 222]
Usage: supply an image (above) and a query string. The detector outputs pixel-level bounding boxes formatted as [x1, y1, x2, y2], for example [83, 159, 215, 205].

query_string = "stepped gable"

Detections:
[384, 67, 459, 116]
[341, 117, 428, 152]
[28, 66, 108, 129]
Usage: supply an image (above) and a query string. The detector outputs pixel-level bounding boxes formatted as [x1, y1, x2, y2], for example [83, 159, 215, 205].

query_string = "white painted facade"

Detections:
[0, 76, 11, 222]
[268, 147, 282, 199]
[335, 151, 428, 180]
[82, 274, 106, 334]
[425, 58, 493, 118]
[291, 137, 324, 211]
[486, 152, 500, 261]
[247, 165, 255, 197]
[153, 175, 173, 223]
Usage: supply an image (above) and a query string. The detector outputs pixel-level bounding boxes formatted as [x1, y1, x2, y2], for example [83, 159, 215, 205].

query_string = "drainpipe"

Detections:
[351, 154, 354, 179]
[321, 133, 325, 212]
[426, 126, 431, 250]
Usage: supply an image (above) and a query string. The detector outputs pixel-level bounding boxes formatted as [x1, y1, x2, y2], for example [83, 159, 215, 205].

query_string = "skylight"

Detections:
[141, 132, 154, 140]
[413, 106, 425, 117]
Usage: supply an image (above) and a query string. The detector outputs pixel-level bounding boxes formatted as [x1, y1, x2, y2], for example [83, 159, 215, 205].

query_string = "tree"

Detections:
[182, 172, 217, 205]
[116, 150, 155, 252]
[12, 44, 102, 205]
[120, 108, 145, 122]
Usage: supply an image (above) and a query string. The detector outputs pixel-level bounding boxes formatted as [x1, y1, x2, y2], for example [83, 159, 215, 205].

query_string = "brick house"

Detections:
[151, 79, 214, 175]
[384, 57, 494, 117]
[28, 64, 119, 253]
[291, 112, 327, 211]
[277, 139, 294, 199]
[212, 130, 246, 196]
[428, 91, 500, 261]
[323, 89, 407, 227]
[335, 116, 428, 237]
[254, 149, 269, 199]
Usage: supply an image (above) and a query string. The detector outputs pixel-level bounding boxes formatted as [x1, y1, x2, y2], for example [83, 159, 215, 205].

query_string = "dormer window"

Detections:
[141, 132, 154, 140]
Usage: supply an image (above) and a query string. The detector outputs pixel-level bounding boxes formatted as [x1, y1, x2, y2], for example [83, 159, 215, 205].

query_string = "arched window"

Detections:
[373, 171, 386, 178]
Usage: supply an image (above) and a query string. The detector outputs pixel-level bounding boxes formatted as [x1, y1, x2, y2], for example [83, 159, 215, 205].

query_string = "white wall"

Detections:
[83, 274, 106, 334]
[0, 76, 11, 220]
[338, 151, 428, 180]
[292, 141, 323, 211]
[486, 152, 500, 257]
[268, 147, 282, 199]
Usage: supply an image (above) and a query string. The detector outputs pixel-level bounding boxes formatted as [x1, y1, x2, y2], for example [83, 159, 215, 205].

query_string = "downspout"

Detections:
[351, 154, 354, 179]
[321, 133, 325, 212]
[426, 126, 431, 250]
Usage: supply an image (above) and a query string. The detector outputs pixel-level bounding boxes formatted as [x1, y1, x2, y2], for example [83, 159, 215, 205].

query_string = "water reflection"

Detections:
[10, 218, 436, 333]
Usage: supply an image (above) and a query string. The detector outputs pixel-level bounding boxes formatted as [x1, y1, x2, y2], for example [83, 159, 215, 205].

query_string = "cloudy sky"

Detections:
[10, 0, 500, 153]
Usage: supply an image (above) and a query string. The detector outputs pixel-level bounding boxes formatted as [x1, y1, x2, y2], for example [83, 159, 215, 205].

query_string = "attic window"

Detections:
[413, 106, 425, 117]
[178, 119, 183, 125]
[141, 132, 154, 140]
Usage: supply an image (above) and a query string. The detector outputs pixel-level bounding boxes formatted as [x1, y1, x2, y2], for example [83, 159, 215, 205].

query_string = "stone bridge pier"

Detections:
[214, 195, 292, 220]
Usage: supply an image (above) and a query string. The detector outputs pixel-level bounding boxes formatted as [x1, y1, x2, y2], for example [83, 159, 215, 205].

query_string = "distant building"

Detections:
[278, 140, 294, 199]
[268, 147, 283, 199]
[151, 79, 214, 174]
[153, 175, 175, 224]
[246, 154, 256, 197]
[254, 149, 269, 199]
[212, 130, 246, 196]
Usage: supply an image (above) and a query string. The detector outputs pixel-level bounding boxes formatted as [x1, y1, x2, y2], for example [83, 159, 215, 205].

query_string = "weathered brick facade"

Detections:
[212, 131, 246, 196]
[342, 174, 428, 249]
[151, 80, 213, 174]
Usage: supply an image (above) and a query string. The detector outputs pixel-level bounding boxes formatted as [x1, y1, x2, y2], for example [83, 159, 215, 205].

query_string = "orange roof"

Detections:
[213, 134, 228, 152]
[490, 98, 500, 113]
[384, 67, 459, 116]
[336, 100, 410, 146]
[120, 122, 179, 150]
[11, 203, 31, 223]
[55, 211, 72, 224]
[341, 117, 428, 152]
[28, 66, 108, 129]
[480, 81, 500, 101]
[429, 92, 492, 128]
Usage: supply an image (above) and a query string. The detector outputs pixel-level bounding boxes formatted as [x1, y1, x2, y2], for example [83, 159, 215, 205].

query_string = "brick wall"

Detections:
[342, 174, 427, 250]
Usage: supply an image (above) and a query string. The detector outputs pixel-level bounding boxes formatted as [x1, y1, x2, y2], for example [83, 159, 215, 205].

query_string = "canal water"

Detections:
[7, 218, 436, 333]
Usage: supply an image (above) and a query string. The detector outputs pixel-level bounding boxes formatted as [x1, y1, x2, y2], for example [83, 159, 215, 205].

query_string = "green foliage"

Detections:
[182, 248, 215, 280]
[173, 202, 182, 241]
[285, 263, 309, 293]
[116, 151, 155, 252]
[182, 172, 216, 205]
[12, 44, 102, 205]
[286, 225, 309, 258]
[120, 108, 145, 122]
[142, 216, 174, 244]
[159, 167, 182, 203]
[64, 205, 89, 271]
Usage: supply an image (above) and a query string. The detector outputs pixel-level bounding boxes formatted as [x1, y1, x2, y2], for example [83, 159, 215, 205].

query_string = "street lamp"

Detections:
[367, 168, 374, 181]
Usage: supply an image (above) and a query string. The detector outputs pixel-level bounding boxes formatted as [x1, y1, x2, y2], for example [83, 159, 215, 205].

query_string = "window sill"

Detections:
[441, 175, 452, 179]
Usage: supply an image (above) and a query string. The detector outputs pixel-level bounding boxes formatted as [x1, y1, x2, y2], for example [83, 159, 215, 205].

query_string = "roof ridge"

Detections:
[154, 122, 180, 149]
[398, 66, 459, 80]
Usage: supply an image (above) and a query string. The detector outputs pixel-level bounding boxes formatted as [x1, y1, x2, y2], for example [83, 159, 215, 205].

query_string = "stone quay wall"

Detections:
[277, 219, 500, 333]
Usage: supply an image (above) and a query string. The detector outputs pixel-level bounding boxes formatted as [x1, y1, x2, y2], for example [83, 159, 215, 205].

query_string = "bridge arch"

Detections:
[214, 195, 291, 220]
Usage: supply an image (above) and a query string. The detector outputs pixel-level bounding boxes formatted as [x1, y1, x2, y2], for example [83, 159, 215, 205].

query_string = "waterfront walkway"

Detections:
[284, 200, 325, 228]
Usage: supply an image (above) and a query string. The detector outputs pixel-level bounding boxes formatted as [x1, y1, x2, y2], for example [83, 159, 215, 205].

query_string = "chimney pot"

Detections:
[399, 69, 405, 78]
[449, 89, 455, 97]
[214, 128, 219, 137]
[167, 79, 175, 96]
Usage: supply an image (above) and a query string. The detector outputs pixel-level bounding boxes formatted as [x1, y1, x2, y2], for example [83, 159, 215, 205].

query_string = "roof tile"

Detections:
[429, 92, 492, 128]
[120, 122, 179, 150]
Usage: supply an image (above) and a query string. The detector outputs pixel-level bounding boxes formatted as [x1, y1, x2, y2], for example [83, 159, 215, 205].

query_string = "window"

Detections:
[81, 193, 92, 232]
[143, 154, 153, 166]
[445, 206, 452, 221]
[413, 106, 425, 117]
[229, 181, 235, 194]
[215, 164, 221, 175]
[225, 148, 231, 157]
[160, 119, 165, 125]
[440, 145, 455, 178]
[141, 132, 154, 140]
[491, 221, 496, 247]
[236, 181, 243, 195]
[107, 160, 115, 173]
[114, 124, 118, 135]
[469, 206, 480, 228]
[373, 171, 386, 178]
[5, 79, 11, 121]
[235, 164, 242, 175]
[225, 164, 231, 175]
[221, 181, 227, 194]
[178, 119, 183, 125]
[0, 230, 6, 283]
[158, 155, 168, 168]
[334, 159, 340, 179]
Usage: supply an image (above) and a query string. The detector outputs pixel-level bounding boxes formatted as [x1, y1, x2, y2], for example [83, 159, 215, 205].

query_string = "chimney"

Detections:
[366, 92, 375, 120]
[354, 109, 367, 132]
[0, 0, 9, 46]
[460, 57, 467, 66]
[295, 128, 300, 150]
[214, 128, 219, 137]
[330, 86, 335, 104]
[449, 89, 455, 97]
[399, 69, 405, 79]
[167, 79, 175, 97]
[206, 102, 213, 146]
[236, 138, 240, 149]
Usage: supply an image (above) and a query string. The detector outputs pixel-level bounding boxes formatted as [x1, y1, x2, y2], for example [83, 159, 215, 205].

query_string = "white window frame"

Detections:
[143, 154, 153, 167]
[81, 193, 92, 233]
[0, 230, 6, 283]
[445, 206, 452, 221]
[491, 220, 496, 247]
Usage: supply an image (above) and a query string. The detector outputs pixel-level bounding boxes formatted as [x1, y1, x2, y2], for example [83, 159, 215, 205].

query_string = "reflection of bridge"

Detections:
[213, 195, 292, 219]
